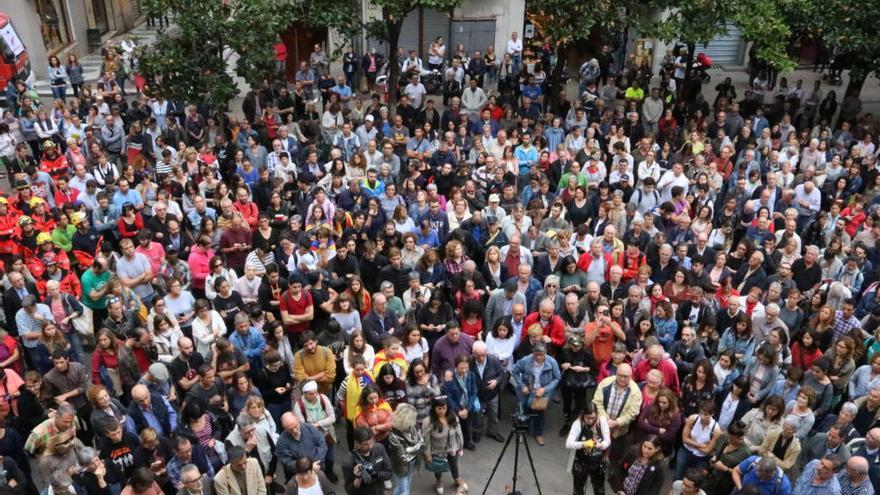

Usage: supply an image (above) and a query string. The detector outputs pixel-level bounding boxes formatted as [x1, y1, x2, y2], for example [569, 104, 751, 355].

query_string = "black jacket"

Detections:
[2, 282, 39, 336]
[363, 310, 400, 349]
[470, 354, 508, 401]
[343, 443, 392, 495]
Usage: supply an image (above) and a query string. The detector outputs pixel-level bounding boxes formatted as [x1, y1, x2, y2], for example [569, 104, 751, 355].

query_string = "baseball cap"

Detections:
[365, 115, 375, 122]
[148, 363, 169, 382]
[488, 194, 500, 203]
[43, 254, 57, 266]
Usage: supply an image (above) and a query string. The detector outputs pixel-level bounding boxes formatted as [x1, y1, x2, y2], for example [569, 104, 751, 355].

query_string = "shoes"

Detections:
[472, 434, 481, 443]
[559, 424, 570, 437]
[535, 435, 545, 446]
[489, 433, 505, 442]
[326, 471, 339, 484]
[435, 481, 444, 495]
[455, 480, 469, 494]
[464, 442, 476, 451]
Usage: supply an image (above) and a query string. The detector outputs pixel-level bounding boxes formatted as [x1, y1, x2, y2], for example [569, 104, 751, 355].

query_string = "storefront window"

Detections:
[35, 0, 72, 52]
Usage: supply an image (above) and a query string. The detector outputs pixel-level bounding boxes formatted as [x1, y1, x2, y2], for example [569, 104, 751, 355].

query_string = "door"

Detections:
[281, 23, 328, 81]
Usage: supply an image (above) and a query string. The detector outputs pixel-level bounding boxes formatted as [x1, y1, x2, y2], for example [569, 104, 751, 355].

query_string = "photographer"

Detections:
[343, 427, 392, 495]
[566, 403, 609, 495]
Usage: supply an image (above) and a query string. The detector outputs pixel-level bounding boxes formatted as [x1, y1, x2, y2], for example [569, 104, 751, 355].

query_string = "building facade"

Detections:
[5, 0, 141, 77]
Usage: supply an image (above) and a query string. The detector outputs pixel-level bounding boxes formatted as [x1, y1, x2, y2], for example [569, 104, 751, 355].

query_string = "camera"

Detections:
[511, 404, 536, 433]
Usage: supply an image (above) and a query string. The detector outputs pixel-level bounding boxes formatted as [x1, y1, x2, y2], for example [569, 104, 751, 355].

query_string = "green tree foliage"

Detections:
[139, 0, 302, 108]
[527, 0, 636, 110]
[785, 0, 880, 95]
[363, 0, 462, 105]
[641, 0, 795, 80]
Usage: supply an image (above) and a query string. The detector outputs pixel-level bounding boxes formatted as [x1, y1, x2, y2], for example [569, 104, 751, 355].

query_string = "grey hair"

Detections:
[76, 446, 99, 465]
[544, 274, 560, 289]
[57, 402, 77, 417]
[236, 414, 255, 430]
[391, 403, 418, 431]
[840, 402, 858, 416]
[234, 312, 250, 326]
[756, 457, 777, 474]
[472, 341, 487, 353]
[532, 342, 547, 354]
[783, 415, 800, 429]
[181, 463, 200, 479]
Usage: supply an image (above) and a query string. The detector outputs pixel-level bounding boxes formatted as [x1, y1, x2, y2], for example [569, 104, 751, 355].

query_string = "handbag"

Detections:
[563, 370, 596, 389]
[72, 306, 93, 336]
[425, 455, 449, 473]
[530, 396, 549, 411]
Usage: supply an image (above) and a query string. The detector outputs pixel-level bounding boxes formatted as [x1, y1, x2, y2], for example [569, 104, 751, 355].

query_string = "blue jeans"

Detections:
[65, 330, 85, 364]
[674, 446, 709, 480]
[512, 55, 522, 76]
[51, 85, 66, 101]
[392, 460, 416, 495]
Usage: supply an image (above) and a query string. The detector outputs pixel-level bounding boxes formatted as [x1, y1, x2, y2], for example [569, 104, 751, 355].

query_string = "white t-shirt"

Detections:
[507, 38, 523, 56]
[404, 82, 427, 108]
[116, 253, 155, 300]
[403, 338, 429, 363]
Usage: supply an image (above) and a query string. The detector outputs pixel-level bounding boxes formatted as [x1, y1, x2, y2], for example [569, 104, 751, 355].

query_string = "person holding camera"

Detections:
[512, 342, 561, 446]
[342, 427, 392, 495]
[566, 403, 610, 495]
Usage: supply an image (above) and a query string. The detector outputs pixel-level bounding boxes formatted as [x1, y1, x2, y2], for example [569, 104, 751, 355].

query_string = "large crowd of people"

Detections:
[0, 25, 877, 495]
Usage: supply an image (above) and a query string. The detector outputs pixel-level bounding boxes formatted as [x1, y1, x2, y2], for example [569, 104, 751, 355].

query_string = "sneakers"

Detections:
[435, 481, 445, 495]
[455, 480, 469, 494]
[535, 435, 545, 446]
[558, 423, 571, 437]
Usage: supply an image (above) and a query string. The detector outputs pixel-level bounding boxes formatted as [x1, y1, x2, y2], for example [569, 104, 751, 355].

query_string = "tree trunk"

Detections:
[681, 42, 695, 101]
[546, 44, 569, 115]
[386, 19, 402, 107]
[846, 70, 867, 99]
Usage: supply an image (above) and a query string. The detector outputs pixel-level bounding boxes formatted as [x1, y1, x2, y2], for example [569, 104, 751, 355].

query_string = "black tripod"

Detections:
[480, 425, 543, 495]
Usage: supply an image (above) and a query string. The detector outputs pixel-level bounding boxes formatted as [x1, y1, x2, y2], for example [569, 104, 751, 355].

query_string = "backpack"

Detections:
[634, 188, 660, 207]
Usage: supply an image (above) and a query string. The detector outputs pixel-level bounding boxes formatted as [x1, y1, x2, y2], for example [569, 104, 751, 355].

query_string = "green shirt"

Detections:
[80, 269, 110, 309]
[51, 224, 76, 252]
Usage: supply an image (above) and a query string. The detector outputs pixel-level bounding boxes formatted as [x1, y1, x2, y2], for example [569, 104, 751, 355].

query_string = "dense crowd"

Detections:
[0, 27, 878, 495]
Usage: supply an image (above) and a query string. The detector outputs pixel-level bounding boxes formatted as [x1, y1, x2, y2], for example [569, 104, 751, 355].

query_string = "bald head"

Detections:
[131, 385, 149, 402]
[848, 456, 869, 476]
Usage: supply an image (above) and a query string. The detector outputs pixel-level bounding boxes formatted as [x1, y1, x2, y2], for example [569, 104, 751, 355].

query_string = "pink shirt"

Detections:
[136, 242, 166, 275]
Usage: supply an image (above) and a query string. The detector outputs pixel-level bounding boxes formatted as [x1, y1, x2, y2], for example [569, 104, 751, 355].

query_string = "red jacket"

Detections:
[521, 312, 566, 348]
[234, 201, 259, 230]
[577, 251, 613, 281]
[619, 252, 646, 282]
[53, 187, 80, 208]
[0, 211, 19, 256]
[632, 357, 680, 395]
[37, 268, 82, 299]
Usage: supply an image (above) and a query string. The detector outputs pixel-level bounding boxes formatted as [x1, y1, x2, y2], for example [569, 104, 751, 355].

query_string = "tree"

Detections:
[139, 0, 297, 108]
[363, 0, 462, 105]
[527, 0, 638, 112]
[642, 0, 795, 98]
[786, 0, 880, 97]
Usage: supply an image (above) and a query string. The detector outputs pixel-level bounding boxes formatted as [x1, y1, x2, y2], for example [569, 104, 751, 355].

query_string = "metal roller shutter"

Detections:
[450, 19, 496, 55]
[398, 11, 420, 58]
[421, 8, 451, 58]
[701, 24, 745, 67]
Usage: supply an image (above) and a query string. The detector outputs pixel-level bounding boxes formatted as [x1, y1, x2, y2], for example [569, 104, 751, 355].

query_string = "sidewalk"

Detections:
[32, 22, 160, 99]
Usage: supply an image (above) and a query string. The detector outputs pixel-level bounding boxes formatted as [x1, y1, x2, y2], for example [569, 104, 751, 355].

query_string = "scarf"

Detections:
[344, 371, 374, 420]
[356, 400, 393, 421]
[372, 351, 409, 378]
